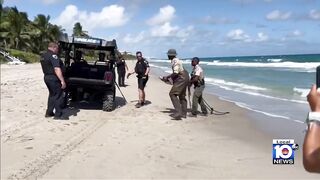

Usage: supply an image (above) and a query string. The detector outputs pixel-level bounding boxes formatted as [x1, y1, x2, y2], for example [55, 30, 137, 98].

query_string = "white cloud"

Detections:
[52, 4, 129, 33]
[41, 0, 62, 4]
[151, 22, 179, 37]
[286, 30, 303, 37]
[146, 5, 180, 37]
[123, 31, 146, 43]
[266, 10, 291, 21]
[202, 16, 236, 24]
[310, 9, 320, 20]
[147, 5, 175, 26]
[226, 30, 270, 43]
[176, 26, 194, 42]
[227, 29, 251, 42]
[256, 32, 269, 42]
[292, 30, 302, 36]
[232, 0, 255, 4]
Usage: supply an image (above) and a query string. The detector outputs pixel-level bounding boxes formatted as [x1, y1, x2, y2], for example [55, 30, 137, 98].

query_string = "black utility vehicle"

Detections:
[58, 35, 120, 111]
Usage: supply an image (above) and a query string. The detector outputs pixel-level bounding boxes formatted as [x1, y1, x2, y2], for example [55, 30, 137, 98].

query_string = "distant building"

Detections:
[119, 51, 132, 55]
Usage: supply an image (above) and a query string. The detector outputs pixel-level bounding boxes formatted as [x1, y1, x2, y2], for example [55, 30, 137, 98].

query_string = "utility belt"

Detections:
[193, 79, 205, 88]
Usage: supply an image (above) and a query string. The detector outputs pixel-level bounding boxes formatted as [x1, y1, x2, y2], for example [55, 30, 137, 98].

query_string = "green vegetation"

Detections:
[0, 4, 64, 54]
[0, 3, 89, 63]
[0, 3, 128, 63]
[6, 49, 40, 63]
[0, 54, 6, 64]
[121, 51, 136, 60]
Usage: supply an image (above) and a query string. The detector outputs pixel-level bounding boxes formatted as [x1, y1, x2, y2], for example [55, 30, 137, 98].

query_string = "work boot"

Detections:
[182, 114, 187, 118]
[171, 113, 182, 120]
[53, 116, 69, 120]
[45, 112, 54, 118]
[135, 102, 143, 108]
[188, 113, 197, 118]
[199, 112, 208, 116]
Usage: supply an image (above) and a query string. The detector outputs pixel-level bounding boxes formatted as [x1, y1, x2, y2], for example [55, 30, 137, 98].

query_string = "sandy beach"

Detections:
[1, 62, 319, 179]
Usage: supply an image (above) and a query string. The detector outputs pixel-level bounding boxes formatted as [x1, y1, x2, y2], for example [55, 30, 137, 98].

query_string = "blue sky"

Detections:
[4, 0, 320, 58]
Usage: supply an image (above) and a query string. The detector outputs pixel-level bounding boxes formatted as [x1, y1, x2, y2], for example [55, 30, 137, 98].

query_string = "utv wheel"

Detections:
[102, 93, 114, 111]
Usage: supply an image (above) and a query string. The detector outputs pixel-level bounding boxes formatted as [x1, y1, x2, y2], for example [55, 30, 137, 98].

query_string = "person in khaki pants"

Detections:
[162, 49, 189, 120]
[189, 57, 208, 117]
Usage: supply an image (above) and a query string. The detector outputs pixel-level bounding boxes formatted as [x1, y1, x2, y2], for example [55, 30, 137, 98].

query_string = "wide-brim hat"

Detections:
[167, 49, 177, 56]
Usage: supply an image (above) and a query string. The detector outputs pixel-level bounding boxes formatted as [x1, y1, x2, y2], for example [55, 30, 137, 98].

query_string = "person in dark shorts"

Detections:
[116, 57, 128, 86]
[127, 51, 150, 108]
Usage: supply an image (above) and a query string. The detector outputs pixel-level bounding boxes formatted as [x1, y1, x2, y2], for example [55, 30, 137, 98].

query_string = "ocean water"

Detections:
[148, 54, 320, 124]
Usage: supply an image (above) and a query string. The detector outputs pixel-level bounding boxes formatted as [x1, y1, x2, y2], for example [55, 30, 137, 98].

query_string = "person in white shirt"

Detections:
[189, 57, 208, 116]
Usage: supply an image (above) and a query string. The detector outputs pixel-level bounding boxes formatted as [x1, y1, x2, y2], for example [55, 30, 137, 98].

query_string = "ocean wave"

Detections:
[205, 77, 267, 91]
[218, 97, 304, 124]
[206, 61, 320, 72]
[267, 58, 282, 62]
[241, 90, 307, 104]
[293, 87, 310, 97]
[149, 59, 209, 65]
[149, 63, 170, 70]
[205, 78, 307, 104]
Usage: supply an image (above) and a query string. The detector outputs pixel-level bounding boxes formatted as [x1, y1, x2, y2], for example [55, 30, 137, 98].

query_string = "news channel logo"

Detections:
[272, 139, 299, 165]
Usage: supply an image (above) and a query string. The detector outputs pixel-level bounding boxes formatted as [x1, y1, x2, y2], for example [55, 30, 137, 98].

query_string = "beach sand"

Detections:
[1, 62, 319, 179]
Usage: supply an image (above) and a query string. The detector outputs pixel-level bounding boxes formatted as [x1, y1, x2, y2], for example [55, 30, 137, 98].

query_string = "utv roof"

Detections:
[58, 34, 117, 51]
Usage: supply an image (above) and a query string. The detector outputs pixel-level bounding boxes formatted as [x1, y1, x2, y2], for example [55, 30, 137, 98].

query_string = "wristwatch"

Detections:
[306, 112, 320, 124]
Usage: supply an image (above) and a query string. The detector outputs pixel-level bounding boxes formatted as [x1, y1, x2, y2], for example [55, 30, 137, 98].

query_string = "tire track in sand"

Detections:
[6, 116, 115, 180]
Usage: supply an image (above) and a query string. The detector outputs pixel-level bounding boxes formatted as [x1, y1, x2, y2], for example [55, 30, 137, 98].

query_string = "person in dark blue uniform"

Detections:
[127, 51, 150, 108]
[116, 57, 128, 86]
[40, 42, 68, 120]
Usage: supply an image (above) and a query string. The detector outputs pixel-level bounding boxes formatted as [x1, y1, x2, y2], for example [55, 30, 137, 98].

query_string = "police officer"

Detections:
[189, 57, 208, 117]
[116, 57, 128, 86]
[162, 49, 189, 120]
[127, 51, 150, 108]
[40, 42, 68, 120]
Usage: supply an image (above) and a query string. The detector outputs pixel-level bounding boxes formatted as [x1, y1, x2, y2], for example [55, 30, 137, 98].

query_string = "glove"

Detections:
[162, 76, 168, 81]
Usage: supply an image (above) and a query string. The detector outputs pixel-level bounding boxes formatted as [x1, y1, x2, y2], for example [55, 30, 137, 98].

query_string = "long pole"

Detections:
[115, 82, 127, 104]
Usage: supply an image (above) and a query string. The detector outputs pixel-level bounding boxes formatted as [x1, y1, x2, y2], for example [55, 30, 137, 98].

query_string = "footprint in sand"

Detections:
[25, 146, 33, 150]
[18, 136, 34, 143]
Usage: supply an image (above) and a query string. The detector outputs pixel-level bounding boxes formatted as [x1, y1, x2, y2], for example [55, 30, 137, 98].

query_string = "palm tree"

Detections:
[49, 24, 64, 41]
[31, 14, 64, 53]
[33, 14, 50, 45]
[1, 6, 31, 50]
[72, 22, 89, 37]
[2, 7, 30, 49]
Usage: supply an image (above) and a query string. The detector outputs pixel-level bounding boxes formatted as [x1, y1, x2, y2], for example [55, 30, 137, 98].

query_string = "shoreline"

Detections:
[149, 60, 309, 144]
[1, 63, 318, 179]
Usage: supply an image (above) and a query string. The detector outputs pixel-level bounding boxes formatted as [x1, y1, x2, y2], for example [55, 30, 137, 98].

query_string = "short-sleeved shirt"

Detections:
[117, 59, 126, 71]
[171, 57, 184, 74]
[40, 50, 64, 76]
[193, 65, 204, 80]
[135, 58, 149, 77]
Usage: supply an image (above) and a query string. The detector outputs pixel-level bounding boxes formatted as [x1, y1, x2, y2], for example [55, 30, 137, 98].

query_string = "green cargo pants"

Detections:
[191, 85, 208, 115]
[169, 70, 189, 117]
